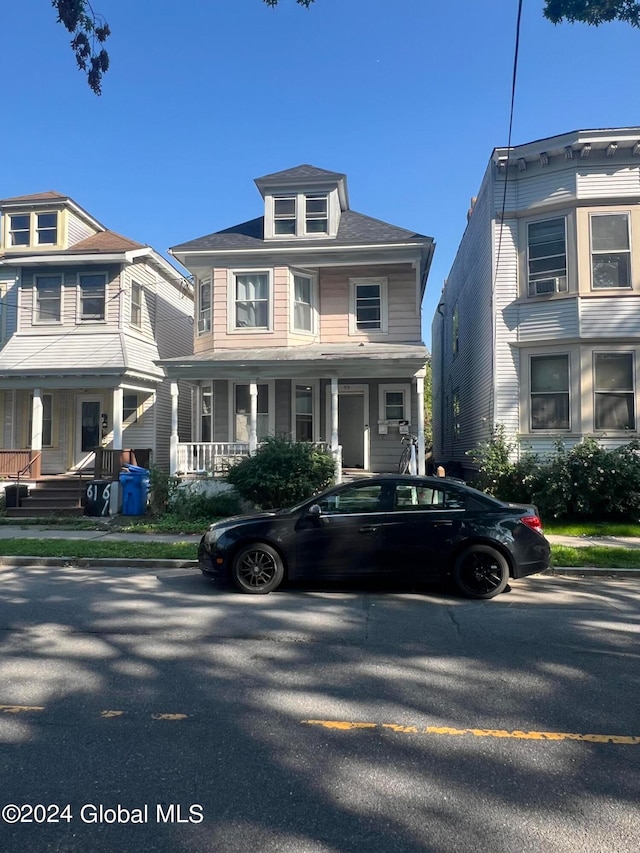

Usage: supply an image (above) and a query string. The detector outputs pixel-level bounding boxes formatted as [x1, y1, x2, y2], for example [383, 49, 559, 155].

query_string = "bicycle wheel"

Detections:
[398, 444, 412, 474]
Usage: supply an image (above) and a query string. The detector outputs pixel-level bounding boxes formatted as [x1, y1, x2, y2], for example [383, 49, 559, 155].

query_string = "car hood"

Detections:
[208, 510, 283, 531]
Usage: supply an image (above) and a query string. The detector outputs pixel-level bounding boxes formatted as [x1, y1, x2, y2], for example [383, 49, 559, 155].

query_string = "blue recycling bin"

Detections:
[119, 464, 150, 516]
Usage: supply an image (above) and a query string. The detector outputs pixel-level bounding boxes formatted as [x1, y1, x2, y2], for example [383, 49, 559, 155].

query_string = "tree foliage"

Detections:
[53, 1, 111, 94]
[543, 0, 640, 27]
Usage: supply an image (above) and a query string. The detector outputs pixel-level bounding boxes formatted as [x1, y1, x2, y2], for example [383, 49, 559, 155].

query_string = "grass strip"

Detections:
[0, 539, 197, 560]
[545, 521, 640, 537]
[551, 545, 640, 569]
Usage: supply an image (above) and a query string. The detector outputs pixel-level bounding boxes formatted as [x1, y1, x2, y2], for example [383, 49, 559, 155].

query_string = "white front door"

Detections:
[75, 396, 103, 467]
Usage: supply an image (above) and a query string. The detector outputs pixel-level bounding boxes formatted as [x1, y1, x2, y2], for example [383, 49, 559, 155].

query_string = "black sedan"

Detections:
[198, 475, 550, 599]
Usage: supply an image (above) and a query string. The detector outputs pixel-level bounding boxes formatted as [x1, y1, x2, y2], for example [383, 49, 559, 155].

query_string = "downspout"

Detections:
[436, 299, 446, 459]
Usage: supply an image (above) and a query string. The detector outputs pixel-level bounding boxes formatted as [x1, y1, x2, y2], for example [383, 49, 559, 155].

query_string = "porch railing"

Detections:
[176, 441, 339, 479]
[0, 450, 42, 480]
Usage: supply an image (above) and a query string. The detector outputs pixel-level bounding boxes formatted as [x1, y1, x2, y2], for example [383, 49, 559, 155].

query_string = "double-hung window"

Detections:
[305, 195, 328, 234]
[37, 213, 57, 245]
[35, 275, 62, 323]
[123, 394, 139, 423]
[594, 353, 635, 431]
[198, 278, 212, 335]
[234, 273, 269, 330]
[527, 217, 567, 296]
[292, 273, 315, 333]
[10, 215, 30, 246]
[234, 384, 269, 441]
[8, 212, 58, 247]
[130, 280, 142, 328]
[350, 277, 388, 334]
[530, 354, 570, 430]
[274, 197, 296, 235]
[294, 384, 314, 441]
[79, 273, 106, 321]
[378, 384, 410, 423]
[590, 213, 631, 289]
[201, 387, 213, 442]
[270, 193, 330, 237]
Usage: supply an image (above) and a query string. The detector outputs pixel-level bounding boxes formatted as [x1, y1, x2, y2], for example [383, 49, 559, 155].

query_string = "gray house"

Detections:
[432, 127, 640, 475]
[0, 191, 193, 496]
[159, 165, 434, 479]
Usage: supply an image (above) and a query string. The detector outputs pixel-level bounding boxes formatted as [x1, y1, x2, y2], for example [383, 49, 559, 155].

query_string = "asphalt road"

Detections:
[0, 565, 638, 853]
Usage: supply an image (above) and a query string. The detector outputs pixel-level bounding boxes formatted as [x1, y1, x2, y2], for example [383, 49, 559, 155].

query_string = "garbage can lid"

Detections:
[122, 464, 148, 474]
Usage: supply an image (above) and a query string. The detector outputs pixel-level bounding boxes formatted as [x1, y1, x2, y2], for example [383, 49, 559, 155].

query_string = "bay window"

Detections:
[527, 217, 567, 296]
[292, 273, 315, 333]
[594, 353, 635, 430]
[591, 213, 631, 289]
[233, 273, 269, 330]
[198, 277, 212, 335]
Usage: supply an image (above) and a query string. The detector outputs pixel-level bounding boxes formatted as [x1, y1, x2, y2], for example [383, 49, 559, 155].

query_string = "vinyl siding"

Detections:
[577, 165, 640, 198]
[493, 216, 520, 441]
[579, 296, 640, 338]
[66, 212, 98, 247]
[515, 167, 576, 210]
[517, 298, 579, 342]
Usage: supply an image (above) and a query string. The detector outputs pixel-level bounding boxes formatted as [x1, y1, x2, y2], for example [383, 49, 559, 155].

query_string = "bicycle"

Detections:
[397, 433, 419, 474]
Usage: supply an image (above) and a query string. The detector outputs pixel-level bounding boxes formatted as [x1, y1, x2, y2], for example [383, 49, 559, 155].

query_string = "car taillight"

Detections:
[520, 514, 543, 534]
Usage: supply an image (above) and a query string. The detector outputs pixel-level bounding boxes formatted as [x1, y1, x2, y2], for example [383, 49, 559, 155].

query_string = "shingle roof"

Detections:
[255, 164, 347, 184]
[0, 191, 67, 204]
[171, 210, 430, 253]
[65, 230, 146, 253]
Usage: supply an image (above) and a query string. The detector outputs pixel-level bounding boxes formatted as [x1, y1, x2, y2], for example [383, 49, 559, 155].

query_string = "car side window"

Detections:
[394, 484, 466, 511]
[316, 484, 384, 515]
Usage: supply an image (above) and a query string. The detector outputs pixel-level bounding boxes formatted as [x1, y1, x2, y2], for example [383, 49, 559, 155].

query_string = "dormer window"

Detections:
[274, 197, 296, 235]
[8, 211, 59, 247]
[305, 195, 328, 234]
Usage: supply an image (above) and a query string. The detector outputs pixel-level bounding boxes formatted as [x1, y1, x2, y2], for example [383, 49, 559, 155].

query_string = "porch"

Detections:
[176, 441, 343, 480]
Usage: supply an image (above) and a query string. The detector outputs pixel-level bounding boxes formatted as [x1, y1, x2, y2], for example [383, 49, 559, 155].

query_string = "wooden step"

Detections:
[5, 506, 85, 518]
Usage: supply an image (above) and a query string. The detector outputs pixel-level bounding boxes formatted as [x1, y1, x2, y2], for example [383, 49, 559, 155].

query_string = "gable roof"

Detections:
[64, 230, 146, 253]
[171, 209, 430, 253]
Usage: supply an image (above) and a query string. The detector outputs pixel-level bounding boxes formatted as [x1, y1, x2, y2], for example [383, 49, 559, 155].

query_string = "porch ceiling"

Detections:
[158, 342, 429, 381]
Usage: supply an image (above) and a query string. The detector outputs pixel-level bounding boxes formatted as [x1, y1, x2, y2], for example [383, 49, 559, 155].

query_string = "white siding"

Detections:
[66, 212, 98, 247]
[493, 217, 520, 440]
[577, 166, 640, 198]
[580, 296, 640, 338]
[517, 299, 579, 342]
[516, 168, 576, 210]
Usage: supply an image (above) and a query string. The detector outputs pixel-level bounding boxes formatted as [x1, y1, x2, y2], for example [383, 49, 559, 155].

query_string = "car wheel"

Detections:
[231, 542, 284, 594]
[453, 545, 509, 600]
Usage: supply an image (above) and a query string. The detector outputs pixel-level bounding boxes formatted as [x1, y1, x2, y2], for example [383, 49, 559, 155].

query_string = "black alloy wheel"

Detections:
[232, 542, 285, 594]
[453, 544, 509, 599]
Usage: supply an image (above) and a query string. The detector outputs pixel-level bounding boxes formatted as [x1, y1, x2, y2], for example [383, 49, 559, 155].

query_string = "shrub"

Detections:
[147, 465, 178, 517]
[226, 436, 336, 509]
[169, 485, 242, 521]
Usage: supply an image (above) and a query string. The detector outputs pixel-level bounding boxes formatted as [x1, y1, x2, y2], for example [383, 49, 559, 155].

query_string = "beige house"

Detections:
[160, 165, 434, 479]
[0, 191, 193, 495]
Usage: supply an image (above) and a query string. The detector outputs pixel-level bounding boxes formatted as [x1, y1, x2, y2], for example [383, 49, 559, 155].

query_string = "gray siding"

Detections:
[577, 165, 640, 198]
[580, 296, 640, 338]
[67, 212, 98, 246]
[517, 299, 579, 342]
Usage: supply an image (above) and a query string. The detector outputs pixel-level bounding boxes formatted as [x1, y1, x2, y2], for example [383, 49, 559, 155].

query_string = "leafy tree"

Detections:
[543, 0, 640, 27]
[53, 1, 111, 95]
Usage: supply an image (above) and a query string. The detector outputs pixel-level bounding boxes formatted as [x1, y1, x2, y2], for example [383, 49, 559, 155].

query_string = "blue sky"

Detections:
[3, 0, 638, 346]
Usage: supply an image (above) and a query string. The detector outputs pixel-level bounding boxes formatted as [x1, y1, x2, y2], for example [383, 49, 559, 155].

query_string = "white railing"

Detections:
[176, 440, 339, 479]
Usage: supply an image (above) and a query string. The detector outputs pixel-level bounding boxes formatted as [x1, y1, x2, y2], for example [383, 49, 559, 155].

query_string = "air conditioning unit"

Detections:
[529, 276, 568, 297]
[197, 317, 211, 334]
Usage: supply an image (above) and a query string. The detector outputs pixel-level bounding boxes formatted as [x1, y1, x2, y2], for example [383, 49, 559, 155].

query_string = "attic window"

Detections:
[305, 195, 328, 234]
[8, 211, 59, 247]
[37, 213, 57, 245]
[10, 215, 30, 246]
[274, 197, 296, 235]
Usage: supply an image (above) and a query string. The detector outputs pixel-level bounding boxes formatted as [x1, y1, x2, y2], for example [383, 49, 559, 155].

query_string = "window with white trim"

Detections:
[198, 277, 212, 335]
[8, 212, 59, 247]
[305, 195, 328, 234]
[527, 217, 567, 296]
[10, 215, 30, 246]
[130, 280, 142, 328]
[590, 213, 631, 289]
[530, 354, 570, 430]
[233, 272, 269, 330]
[594, 353, 635, 431]
[292, 273, 315, 333]
[269, 193, 330, 238]
[123, 394, 138, 423]
[37, 213, 58, 245]
[201, 387, 213, 442]
[378, 384, 410, 423]
[234, 384, 270, 441]
[350, 277, 388, 334]
[274, 197, 296, 235]
[35, 275, 62, 323]
[294, 384, 314, 441]
[29, 393, 53, 447]
[79, 273, 106, 321]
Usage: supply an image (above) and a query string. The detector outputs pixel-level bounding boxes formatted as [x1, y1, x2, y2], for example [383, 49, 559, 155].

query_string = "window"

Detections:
[305, 195, 328, 234]
[530, 354, 570, 430]
[315, 483, 383, 515]
[594, 353, 635, 431]
[234, 273, 269, 329]
[36, 213, 57, 245]
[379, 384, 410, 423]
[234, 384, 269, 441]
[350, 277, 388, 334]
[274, 197, 296, 235]
[591, 213, 631, 289]
[29, 394, 53, 447]
[10, 215, 30, 246]
[79, 273, 106, 321]
[35, 275, 62, 323]
[453, 389, 461, 439]
[294, 384, 314, 441]
[293, 273, 314, 332]
[130, 280, 142, 328]
[123, 394, 138, 423]
[201, 387, 213, 442]
[452, 303, 459, 354]
[198, 278, 211, 335]
[394, 484, 465, 510]
[527, 217, 567, 296]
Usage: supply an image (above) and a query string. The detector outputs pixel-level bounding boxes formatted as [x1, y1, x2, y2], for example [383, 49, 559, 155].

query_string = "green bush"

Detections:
[169, 485, 242, 521]
[226, 436, 336, 509]
[147, 465, 179, 517]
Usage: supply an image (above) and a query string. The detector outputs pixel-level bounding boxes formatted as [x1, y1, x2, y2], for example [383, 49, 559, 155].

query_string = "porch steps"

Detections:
[5, 475, 90, 518]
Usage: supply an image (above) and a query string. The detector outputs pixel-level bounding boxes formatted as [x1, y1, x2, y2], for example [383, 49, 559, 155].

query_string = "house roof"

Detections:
[255, 164, 347, 184]
[171, 210, 431, 253]
[0, 191, 68, 204]
[61, 230, 146, 253]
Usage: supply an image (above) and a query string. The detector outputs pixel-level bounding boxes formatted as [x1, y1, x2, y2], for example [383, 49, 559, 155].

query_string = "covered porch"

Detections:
[159, 343, 428, 482]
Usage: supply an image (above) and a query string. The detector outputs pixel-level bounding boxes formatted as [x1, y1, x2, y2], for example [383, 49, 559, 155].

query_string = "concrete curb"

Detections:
[545, 567, 640, 579]
[0, 557, 199, 570]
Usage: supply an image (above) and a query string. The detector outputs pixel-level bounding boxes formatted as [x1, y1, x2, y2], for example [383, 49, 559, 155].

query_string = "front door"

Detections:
[75, 396, 103, 467]
[339, 393, 365, 469]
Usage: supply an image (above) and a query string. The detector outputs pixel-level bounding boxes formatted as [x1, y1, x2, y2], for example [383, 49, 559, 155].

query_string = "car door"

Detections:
[381, 481, 466, 580]
[294, 481, 390, 578]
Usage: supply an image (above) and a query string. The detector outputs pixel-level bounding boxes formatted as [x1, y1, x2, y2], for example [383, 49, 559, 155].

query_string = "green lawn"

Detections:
[544, 520, 640, 537]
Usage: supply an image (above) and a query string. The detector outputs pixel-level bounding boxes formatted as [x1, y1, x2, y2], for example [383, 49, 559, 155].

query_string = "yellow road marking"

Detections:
[151, 713, 189, 721]
[0, 704, 45, 714]
[303, 720, 640, 745]
[100, 710, 125, 718]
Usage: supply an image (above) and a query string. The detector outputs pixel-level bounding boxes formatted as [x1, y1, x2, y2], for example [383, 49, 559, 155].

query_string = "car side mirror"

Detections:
[308, 504, 322, 516]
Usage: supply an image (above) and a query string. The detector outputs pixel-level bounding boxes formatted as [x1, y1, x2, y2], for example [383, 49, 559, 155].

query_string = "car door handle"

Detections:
[359, 525, 380, 534]
[432, 521, 454, 527]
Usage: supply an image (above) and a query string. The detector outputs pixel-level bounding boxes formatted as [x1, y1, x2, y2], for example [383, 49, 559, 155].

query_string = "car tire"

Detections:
[453, 545, 509, 600]
[231, 542, 285, 595]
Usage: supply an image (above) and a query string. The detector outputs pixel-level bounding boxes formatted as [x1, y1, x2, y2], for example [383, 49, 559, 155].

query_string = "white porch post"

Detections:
[416, 370, 426, 475]
[112, 387, 123, 451]
[330, 377, 341, 483]
[249, 382, 258, 455]
[31, 388, 43, 455]
[170, 382, 179, 476]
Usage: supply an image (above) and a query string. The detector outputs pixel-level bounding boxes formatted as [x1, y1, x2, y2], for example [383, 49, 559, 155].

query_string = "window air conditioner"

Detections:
[530, 276, 568, 296]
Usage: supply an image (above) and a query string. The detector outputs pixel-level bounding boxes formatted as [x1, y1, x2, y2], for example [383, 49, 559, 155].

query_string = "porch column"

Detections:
[31, 388, 43, 455]
[112, 387, 123, 450]
[330, 377, 339, 451]
[249, 382, 258, 455]
[170, 382, 179, 476]
[415, 370, 426, 475]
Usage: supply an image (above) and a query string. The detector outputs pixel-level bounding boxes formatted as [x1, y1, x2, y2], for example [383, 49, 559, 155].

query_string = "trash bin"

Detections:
[85, 480, 112, 517]
[5, 484, 29, 508]
[119, 464, 150, 516]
